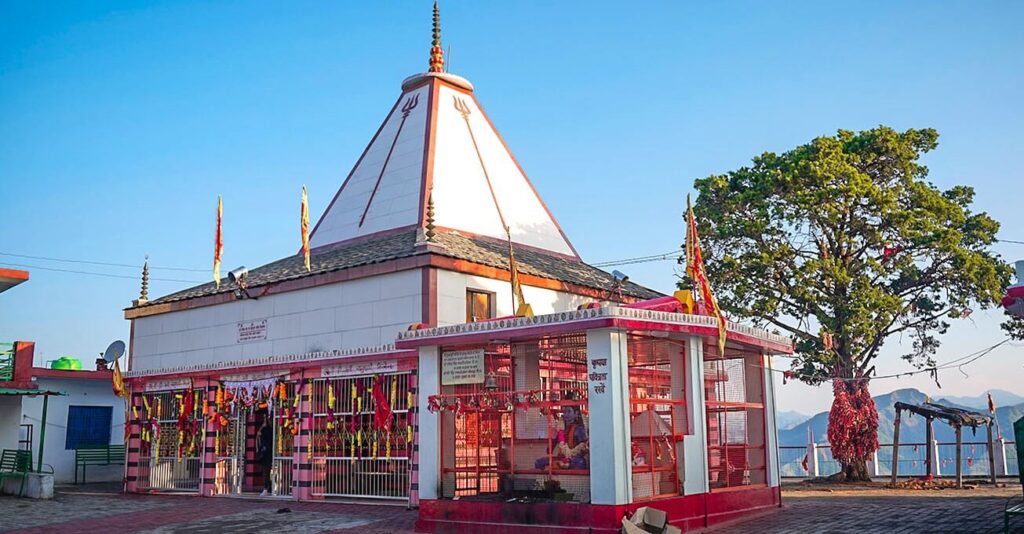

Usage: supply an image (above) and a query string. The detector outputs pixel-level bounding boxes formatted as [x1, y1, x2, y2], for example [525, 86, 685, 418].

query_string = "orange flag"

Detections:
[214, 195, 223, 287]
[112, 358, 128, 399]
[506, 226, 533, 317]
[301, 185, 310, 272]
[686, 194, 727, 356]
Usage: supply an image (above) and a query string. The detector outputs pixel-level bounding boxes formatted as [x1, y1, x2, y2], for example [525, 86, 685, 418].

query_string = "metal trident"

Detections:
[453, 96, 471, 119]
[401, 93, 420, 118]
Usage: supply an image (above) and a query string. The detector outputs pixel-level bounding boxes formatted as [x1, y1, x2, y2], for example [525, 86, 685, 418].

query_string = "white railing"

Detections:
[780, 439, 1018, 479]
[273, 457, 294, 496]
[139, 456, 202, 491]
[312, 457, 409, 499]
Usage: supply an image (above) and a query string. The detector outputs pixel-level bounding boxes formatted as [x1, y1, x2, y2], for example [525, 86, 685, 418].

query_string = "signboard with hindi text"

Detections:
[237, 319, 268, 343]
[441, 349, 485, 386]
[321, 359, 399, 378]
[144, 378, 191, 392]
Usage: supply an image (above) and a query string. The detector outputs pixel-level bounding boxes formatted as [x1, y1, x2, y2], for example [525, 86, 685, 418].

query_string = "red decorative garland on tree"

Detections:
[827, 379, 879, 469]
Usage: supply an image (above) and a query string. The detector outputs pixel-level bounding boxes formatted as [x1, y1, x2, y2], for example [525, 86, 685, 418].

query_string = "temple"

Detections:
[121, 5, 792, 532]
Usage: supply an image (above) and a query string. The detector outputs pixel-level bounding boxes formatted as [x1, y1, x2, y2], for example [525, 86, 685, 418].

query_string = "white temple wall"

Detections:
[434, 268, 597, 325]
[131, 270, 422, 371]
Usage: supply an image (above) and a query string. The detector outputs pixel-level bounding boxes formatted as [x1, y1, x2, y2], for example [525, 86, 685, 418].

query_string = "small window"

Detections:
[66, 406, 112, 449]
[466, 289, 494, 322]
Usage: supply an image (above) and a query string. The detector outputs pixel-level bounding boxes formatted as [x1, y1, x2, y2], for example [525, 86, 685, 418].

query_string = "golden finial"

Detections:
[139, 255, 149, 303]
[429, 1, 445, 73]
[425, 193, 436, 241]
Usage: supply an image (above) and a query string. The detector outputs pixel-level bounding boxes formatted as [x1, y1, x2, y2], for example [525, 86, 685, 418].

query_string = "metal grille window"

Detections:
[704, 345, 767, 490]
[65, 406, 112, 449]
[136, 389, 201, 492]
[309, 372, 413, 499]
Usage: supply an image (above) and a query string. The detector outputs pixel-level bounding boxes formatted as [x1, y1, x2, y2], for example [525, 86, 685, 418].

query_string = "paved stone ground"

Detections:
[0, 485, 417, 534]
[1, 482, 1021, 533]
[716, 493, 1023, 534]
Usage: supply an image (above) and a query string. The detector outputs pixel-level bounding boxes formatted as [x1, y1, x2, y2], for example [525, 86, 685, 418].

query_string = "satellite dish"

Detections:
[103, 340, 126, 362]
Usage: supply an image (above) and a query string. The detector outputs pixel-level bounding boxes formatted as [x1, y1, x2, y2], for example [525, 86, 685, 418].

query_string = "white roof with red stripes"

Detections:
[308, 9, 577, 258]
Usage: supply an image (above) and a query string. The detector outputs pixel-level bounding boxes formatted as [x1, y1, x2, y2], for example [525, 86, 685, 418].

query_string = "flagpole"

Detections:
[214, 195, 223, 288]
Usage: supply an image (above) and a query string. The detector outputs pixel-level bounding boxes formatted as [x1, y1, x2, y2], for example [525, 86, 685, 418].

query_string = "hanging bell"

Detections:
[483, 372, 499, 391]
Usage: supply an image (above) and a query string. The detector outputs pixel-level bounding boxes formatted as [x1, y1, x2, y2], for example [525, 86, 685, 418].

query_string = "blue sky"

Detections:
[1, 1, 1021, 413]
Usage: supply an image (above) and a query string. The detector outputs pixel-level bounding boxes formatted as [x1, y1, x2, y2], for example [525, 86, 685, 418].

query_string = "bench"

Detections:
[74, 444, 126, 484]
[0, 449, 33, 496]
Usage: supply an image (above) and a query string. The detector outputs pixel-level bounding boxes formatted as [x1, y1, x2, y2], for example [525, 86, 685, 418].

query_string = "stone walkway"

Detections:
[717, 493, 1022, 534]
[0, 486, 417, 534]
[1, 483, 1020, 533]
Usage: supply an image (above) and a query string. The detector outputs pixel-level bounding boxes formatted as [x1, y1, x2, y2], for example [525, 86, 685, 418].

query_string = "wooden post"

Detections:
[925, 416, 933, 478]
[954, 425, 963, 489]
[890, 408, 901, 486]
[986, 421, 997, 485]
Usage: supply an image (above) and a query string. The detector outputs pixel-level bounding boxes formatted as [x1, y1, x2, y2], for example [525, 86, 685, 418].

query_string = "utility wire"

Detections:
[769, 339, 1011, 383]
[3, 235, 1021, 275]
[0, 252, 208, 273]
[592, 251, 681, 268]
[0, 262, 203, 284]
[593, 237, 1024, 269]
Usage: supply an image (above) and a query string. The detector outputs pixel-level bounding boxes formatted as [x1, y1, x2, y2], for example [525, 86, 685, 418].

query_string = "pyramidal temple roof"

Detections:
[309, 9, 576, 258]
[130, 5, 664, 312]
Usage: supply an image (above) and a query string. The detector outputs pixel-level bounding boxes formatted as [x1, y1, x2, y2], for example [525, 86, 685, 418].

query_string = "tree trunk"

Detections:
[826, 379, 879, 482]
[838, 459, 870, 481]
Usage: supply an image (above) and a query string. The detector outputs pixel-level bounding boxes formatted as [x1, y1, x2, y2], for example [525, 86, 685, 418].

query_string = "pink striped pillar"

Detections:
[292, 377, 316, 500]
[124, 387, 144, 493]
[198, 382, 218, 496]
[408, 368, 419, 507]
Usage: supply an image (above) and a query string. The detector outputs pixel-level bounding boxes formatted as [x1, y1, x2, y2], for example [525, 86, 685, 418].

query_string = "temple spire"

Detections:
[425, 192, 436, 241]
[139, 255, 149, 304]
[429, 1, 445, 73]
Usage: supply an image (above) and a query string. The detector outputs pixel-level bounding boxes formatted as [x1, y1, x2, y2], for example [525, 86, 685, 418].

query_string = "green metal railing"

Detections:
[0, 342, 14, 381]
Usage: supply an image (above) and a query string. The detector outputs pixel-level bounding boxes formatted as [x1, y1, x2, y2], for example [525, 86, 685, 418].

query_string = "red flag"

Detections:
[301, 185, 310, 272]
[801, 453, 809, 472]
[686, 194, 727, 355]
[372, 376, 393, 431]
[987, 392, 995, 413]
[213, 195, 223, 288]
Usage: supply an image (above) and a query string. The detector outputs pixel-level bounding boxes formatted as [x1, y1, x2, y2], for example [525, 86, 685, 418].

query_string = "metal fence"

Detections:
[312, 457, 409, 500]
[0, 342, 14, 381]
[138, 457, 202, 491]
[780, 440, 1019, 479]
[273, 457, 294, 496]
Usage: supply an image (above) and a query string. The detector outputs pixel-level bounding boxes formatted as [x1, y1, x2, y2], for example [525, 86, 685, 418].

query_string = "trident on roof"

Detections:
[429, 1, 445, 73]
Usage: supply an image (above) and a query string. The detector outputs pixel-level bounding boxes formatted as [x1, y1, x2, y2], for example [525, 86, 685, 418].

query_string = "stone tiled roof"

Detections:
[138, 230, 662, 308]
[430, 232, 661, 300]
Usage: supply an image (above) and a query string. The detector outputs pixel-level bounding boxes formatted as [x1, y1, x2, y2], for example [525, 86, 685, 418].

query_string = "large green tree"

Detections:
[688, 126, 1015, 481]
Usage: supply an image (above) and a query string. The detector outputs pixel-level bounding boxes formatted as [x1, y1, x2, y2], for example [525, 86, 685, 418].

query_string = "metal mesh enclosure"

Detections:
[433, 336, 591, 503]
[627, 335, 684, 501]
[704, 344, 767, 490]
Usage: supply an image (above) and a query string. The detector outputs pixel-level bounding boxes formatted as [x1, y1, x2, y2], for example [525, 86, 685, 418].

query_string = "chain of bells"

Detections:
[425, 389, 590, 417]
[133, 376, 414, 463]
[310, 377, 414, 463]
[134, 388, 204, 463]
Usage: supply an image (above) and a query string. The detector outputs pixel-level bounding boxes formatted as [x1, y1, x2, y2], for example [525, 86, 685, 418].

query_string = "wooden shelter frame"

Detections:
[889, 401, 996, 488]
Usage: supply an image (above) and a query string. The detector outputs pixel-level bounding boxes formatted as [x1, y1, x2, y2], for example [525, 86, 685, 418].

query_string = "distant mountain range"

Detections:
[779, 388, 1024, 446]
[776, 410, 812, 431]
[935, 390, 1024, 410]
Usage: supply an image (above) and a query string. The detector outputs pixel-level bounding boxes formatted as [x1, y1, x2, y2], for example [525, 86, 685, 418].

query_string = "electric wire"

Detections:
[3, 235, 1021, 274]
[0, 262, 203, 284]
[0, 251, 207, 272]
